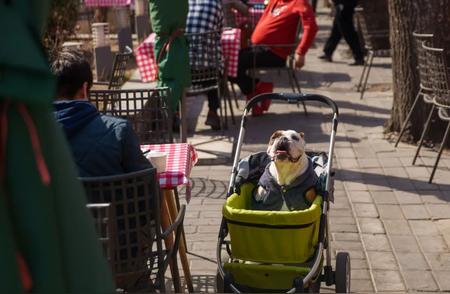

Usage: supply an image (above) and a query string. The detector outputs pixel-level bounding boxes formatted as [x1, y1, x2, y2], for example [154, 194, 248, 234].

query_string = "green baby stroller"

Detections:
[216, 93, 350, 293]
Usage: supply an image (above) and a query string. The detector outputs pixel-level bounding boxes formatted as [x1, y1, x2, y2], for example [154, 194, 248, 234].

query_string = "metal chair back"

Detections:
[108, 47, 134, 90]
[89, 88, 173, 144]
[354, 7, 390, 52]
[81, 168, 164, 292]
[413, 32, 434, 93]
[423, 43, 450, 107]
[185, 30, 222, 94]
[223, 1, 239, 28]
[86, 203, 116, 270]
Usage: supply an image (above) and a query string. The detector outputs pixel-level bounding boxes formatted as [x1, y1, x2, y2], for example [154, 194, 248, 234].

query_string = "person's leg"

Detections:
[205, 89, 221, 130]
[337, 1, 364, 62]
[229, 47, 285, 95]
[322, 8, 343, 58]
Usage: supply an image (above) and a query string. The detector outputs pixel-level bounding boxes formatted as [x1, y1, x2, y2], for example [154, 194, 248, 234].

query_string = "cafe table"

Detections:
[135, 28, 242, 82]
[141, 143, 198, 293]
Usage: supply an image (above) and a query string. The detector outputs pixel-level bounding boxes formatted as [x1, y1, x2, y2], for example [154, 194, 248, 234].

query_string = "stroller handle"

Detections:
[245, 93, 339, 116]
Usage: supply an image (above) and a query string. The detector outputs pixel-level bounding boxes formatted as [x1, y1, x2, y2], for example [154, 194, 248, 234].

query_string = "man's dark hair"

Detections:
[51, 49, 93, 99]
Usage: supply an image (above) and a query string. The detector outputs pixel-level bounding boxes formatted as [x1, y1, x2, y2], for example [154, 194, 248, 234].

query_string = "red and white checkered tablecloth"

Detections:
[234, 7, 265, 28]
[135, 29, 241, 82]
[85, 0, 131, 6]
[135, 33, 158, 82]
[221, 28, 241, 78]
[141, 143, 198, 202]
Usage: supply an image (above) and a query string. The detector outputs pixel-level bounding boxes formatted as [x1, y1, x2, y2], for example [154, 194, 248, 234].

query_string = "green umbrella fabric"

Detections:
[0, 1, 114, 292]
[148, 0, 191, 111]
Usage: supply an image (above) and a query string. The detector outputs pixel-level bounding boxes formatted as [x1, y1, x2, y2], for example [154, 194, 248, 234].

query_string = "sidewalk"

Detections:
[174, 8, 450, 293]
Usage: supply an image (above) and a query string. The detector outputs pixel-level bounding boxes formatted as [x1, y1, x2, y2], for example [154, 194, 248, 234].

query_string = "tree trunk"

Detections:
[386, 0, 450, 145]
[385, 0, 421, 141]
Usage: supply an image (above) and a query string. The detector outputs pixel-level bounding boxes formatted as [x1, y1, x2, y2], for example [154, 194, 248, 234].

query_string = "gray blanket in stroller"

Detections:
[234, 151, 334, 202]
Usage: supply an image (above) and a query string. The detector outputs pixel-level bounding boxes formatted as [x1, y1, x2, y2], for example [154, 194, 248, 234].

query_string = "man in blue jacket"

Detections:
[51, 49, 152, 177]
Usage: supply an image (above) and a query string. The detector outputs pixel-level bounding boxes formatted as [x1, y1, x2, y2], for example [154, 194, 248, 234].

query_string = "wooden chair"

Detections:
[82, 168, 186, 292]
[416, 43, 450, 183]
[395, 32, 434, 147]
[354, 7, 391, 99]
[89, 88, 173, 144]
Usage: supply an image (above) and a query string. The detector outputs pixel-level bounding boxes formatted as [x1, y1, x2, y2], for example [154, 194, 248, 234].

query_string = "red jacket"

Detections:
[251, 0, 318, 58]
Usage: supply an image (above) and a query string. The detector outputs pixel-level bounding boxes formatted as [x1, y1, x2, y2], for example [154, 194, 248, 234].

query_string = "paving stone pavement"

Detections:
[174, 7, 450, 293]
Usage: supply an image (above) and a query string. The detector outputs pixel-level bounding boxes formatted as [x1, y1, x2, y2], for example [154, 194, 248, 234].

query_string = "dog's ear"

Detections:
[269, 130, 283, 146]
[299, 132, 305, 139]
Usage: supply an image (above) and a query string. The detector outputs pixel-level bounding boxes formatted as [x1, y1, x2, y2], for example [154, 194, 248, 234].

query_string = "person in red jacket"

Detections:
[229, 0, 318, 115]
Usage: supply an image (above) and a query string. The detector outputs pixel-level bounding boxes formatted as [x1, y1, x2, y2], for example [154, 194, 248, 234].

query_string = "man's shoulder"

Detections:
[99, 114, 130, 129]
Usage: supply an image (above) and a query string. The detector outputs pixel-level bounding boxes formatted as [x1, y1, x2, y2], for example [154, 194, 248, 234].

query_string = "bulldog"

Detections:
[252, 130, 318, 211]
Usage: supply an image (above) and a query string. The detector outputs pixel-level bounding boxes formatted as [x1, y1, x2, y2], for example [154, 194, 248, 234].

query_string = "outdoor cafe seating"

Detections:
[88, 86, 198, 291]
[89, 87, 174, 144]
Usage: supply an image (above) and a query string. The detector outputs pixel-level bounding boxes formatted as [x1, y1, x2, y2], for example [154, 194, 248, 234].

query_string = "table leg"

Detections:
[163, 189, 194, 293]
[160, 193, 182, 293]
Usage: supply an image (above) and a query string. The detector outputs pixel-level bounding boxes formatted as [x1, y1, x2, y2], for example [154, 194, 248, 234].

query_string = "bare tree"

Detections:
[43, 0, 80, 57]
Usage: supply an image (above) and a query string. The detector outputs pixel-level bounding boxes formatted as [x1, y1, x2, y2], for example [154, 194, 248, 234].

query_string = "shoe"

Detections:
[318, 54, 332, 62]
[251, 103, 264, 116]
[349, 59, 364, 66]
[255, 82, 273, 111]
[261, 99, 271, 111]
[205, 110, 221, 130]
[256, 82, 273, 94]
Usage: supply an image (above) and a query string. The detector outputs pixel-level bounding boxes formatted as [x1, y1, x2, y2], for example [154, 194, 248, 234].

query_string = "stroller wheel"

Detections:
[216, 270, 224, 293]
[335, 252, 351, 293]
[216, 270, 233, 293]
[308, 279, 321, 293]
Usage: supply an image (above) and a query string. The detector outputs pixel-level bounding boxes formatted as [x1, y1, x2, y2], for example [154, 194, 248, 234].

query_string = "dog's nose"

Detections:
[280, 137, 289, 143]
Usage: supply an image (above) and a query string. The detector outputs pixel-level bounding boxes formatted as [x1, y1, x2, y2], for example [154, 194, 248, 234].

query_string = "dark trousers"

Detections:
[206, 89, 220, 112]
[323, 0, 364, 61]
[229, 47, 285, 95]
[191, 70, 221, 112]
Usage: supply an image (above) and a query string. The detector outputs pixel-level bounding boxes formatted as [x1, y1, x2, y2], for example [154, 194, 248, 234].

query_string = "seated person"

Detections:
[186, 0, 224, 130]
[51, 49, 152, 177]
[229, 0, 318, 116]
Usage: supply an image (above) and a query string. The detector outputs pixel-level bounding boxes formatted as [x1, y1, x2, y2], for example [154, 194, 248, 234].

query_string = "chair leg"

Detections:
[218, 88, 227, 130]
[230, 81, 239, 109]
[395, 89, 423, 147]
[290, 67, 307, 115]
[412, 104, 435, 165]
[291, 67, 302, 93]
[429, 120, 450, 183]
[360, 51, 374, 100]
[227, 90, 236, 125]
[286, 67, 296, 93]
[357, 53, 370, 92]
[223, 81, 236, 125]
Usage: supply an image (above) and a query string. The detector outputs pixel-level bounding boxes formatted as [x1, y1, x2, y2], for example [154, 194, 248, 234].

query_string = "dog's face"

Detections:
[267, 130, 306, 162]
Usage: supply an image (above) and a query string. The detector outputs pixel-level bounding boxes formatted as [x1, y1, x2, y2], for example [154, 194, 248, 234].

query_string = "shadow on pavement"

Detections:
[336, 168, 450, 200]
[335, 100, 391, 115]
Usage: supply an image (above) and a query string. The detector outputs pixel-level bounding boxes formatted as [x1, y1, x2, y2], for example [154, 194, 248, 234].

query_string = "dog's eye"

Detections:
[292, 136, 300, 141]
